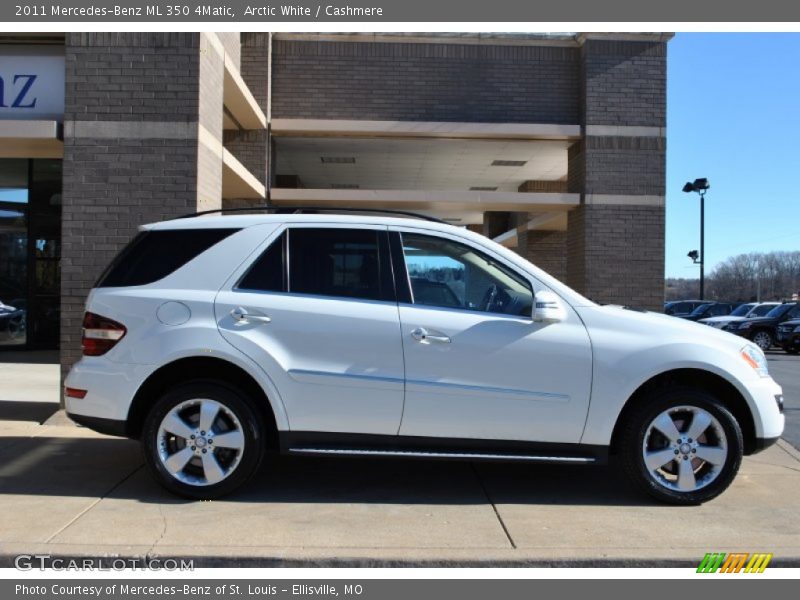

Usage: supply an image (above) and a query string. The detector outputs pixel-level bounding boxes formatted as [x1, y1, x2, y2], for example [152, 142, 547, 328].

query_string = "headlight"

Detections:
[738, 321, 753, 330]
[741, 344, 770, 378]
[794, 326, 800, 333]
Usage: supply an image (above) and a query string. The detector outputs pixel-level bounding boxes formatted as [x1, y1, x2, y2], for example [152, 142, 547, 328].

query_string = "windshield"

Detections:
[765, 304, 792, 319]
[751, 304, 778, 317]
[729, 303, 754, 317]
[690, 303, 714, 316]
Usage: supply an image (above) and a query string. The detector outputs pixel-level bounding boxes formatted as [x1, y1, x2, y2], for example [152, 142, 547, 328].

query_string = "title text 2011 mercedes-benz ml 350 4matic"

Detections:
[65, 211, 785, 504]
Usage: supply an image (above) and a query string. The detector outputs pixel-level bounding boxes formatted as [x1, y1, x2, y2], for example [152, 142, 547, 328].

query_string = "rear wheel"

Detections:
[619, 387, 743, 505]
[751, 330, 773, 351]
[142, 381, 265, 499]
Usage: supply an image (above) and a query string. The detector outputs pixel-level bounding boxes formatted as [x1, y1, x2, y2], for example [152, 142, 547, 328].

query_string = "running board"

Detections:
[288, 447, 597, 464]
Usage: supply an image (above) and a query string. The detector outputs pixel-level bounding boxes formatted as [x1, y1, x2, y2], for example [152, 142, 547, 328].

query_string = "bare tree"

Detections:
[666, 250, 800, 302]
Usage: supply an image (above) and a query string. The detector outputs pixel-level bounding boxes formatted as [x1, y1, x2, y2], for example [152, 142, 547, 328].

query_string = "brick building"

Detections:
[0, 32, 671, 378]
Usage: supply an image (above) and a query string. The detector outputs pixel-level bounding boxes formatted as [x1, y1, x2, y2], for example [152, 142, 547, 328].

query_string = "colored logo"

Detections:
[697, 552, 773, 573]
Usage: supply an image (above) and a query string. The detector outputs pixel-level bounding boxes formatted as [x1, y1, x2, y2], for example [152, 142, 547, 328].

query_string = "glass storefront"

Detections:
[0, 158, 61, 349]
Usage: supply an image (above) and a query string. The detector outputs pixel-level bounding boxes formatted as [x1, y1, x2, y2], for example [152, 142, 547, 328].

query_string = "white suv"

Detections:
[65, 210, 785, 504]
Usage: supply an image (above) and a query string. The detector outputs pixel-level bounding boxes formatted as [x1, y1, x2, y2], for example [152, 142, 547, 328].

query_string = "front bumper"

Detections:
[751, 436, 781, 454]
[745, 376, 785, 442]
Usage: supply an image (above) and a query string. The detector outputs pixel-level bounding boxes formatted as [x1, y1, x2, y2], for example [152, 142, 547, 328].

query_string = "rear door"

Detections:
[215, 224, 405, 435]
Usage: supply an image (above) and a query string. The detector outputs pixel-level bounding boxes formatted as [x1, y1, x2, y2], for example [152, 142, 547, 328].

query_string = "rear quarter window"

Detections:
[96, 228, 239, 288]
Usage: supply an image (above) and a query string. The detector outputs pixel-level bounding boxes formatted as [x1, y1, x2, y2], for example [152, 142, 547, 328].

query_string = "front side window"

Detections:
[401, 232, 533, 316]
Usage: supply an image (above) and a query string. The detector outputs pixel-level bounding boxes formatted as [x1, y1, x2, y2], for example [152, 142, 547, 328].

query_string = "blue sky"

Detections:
[666, 33, 800, 278]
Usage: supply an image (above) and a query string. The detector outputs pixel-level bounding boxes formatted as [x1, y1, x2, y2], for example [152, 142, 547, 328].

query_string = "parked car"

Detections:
[723, 302, 800, 350]
[699, 302, 780, 329]
[776, 319, 800, 354]
[0, 299, 26, 344]
[664, 300, 705, 316]
[65, 210, 784, 505]
[680, 302, 740, 322]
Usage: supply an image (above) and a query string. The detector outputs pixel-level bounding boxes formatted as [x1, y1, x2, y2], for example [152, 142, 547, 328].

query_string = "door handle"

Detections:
[230, 306, 272, 325]
[411, 327, 450, 344]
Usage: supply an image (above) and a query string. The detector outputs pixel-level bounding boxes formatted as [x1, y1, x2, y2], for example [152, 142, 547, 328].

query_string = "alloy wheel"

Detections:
[752, 331, 772, 351]
[642, 405, 728, 493]
[156, 398, 245, 486]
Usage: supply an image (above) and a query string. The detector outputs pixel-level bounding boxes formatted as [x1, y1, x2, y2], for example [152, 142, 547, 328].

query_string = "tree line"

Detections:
[665, 251, 800, 302]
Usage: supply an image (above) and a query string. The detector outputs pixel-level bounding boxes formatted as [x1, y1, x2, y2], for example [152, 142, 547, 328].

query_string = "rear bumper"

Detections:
[67, 412, 129, 438]
[64, 357, 155, 422]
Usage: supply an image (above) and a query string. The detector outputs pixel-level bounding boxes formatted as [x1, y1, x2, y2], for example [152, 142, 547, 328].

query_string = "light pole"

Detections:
[683, 178, 710, 300]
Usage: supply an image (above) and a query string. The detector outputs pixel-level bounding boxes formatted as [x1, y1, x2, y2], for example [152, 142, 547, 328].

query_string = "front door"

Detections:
[392, 228, 593, 444]
[216, 225, 405, 435]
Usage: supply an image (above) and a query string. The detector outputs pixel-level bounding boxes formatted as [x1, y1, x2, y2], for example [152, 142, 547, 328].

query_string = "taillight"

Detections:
[82, 312, 126, 356]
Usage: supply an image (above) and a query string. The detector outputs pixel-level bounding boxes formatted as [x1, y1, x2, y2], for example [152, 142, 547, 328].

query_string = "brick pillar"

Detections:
[512, 181, 569, 280]
[566, 37, 667, 310]
[482, 212, 511, 239]
[60, 32, 212, 385]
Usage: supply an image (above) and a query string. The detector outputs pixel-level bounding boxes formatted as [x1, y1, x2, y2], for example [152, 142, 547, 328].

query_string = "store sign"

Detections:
[0, 54, 65, 120]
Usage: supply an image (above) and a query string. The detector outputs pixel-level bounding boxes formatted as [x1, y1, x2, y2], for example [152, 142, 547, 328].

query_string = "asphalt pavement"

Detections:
[766, 350, 800, 449]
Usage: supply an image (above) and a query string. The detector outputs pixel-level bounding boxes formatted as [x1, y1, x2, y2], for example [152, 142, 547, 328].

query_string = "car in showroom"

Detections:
[723, 301, 800, 351]
[699, 301, 780, 329]
[776, 318, 800, 354]
[64, 209, 784, 505]
[679, 301, 740, 322]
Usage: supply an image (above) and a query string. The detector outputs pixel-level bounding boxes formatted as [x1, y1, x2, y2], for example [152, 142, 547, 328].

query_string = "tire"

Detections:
[751, 330, 773, 351]
[619, 387, 743, 505]
[142, 380, 265, 499]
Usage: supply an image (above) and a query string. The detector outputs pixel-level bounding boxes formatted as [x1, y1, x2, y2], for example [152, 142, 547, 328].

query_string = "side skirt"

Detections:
[279, 432, 608, 465]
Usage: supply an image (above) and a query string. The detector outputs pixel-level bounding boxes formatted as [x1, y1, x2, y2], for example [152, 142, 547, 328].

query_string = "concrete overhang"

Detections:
[271, 119, 581, 141]
[0, 120, 62, 158]
[270, 188, 579, 213]
[222, 148, 266, 199]
[223, 55, 267, 130]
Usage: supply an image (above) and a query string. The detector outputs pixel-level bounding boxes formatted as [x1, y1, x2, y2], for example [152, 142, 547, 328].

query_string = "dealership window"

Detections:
[0, 158, 61, 349]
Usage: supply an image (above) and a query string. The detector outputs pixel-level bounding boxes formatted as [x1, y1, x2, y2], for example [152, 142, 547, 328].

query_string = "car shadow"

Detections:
[0, 400, 60, 423]
[0, 435, 654, 507]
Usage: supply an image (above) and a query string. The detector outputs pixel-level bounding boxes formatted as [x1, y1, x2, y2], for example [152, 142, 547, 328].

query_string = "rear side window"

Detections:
[96, 229, 238, 287]
[237, 232, 286, 292]
[288, 228, 392, 301]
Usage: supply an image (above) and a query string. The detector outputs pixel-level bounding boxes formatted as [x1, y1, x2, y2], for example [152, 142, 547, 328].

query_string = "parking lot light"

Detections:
[683, 178, 710, 300]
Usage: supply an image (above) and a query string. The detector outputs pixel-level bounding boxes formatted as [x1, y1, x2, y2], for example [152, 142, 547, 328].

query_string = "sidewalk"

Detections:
[1, 360, 799, 566]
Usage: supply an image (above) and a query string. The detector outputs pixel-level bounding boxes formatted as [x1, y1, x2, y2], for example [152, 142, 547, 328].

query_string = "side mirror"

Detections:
[533, 290, 567, 323]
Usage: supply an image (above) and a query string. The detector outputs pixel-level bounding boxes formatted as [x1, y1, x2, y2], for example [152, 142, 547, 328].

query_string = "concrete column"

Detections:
[223, 32, 271, 209]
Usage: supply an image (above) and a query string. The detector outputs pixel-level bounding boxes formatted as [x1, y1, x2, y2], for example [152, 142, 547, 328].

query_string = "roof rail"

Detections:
[171, 205, 449, 224]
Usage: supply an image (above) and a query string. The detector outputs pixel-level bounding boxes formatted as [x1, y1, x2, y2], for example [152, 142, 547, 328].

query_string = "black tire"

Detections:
[142, 380, 265, 499]
[619, 387, 743, 505]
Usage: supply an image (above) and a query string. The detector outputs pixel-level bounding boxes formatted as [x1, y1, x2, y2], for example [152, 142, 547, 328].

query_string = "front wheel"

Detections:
[142, 381, 265, 499]
[751, 330, 773, 351]
[619, 388, 743, 505]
